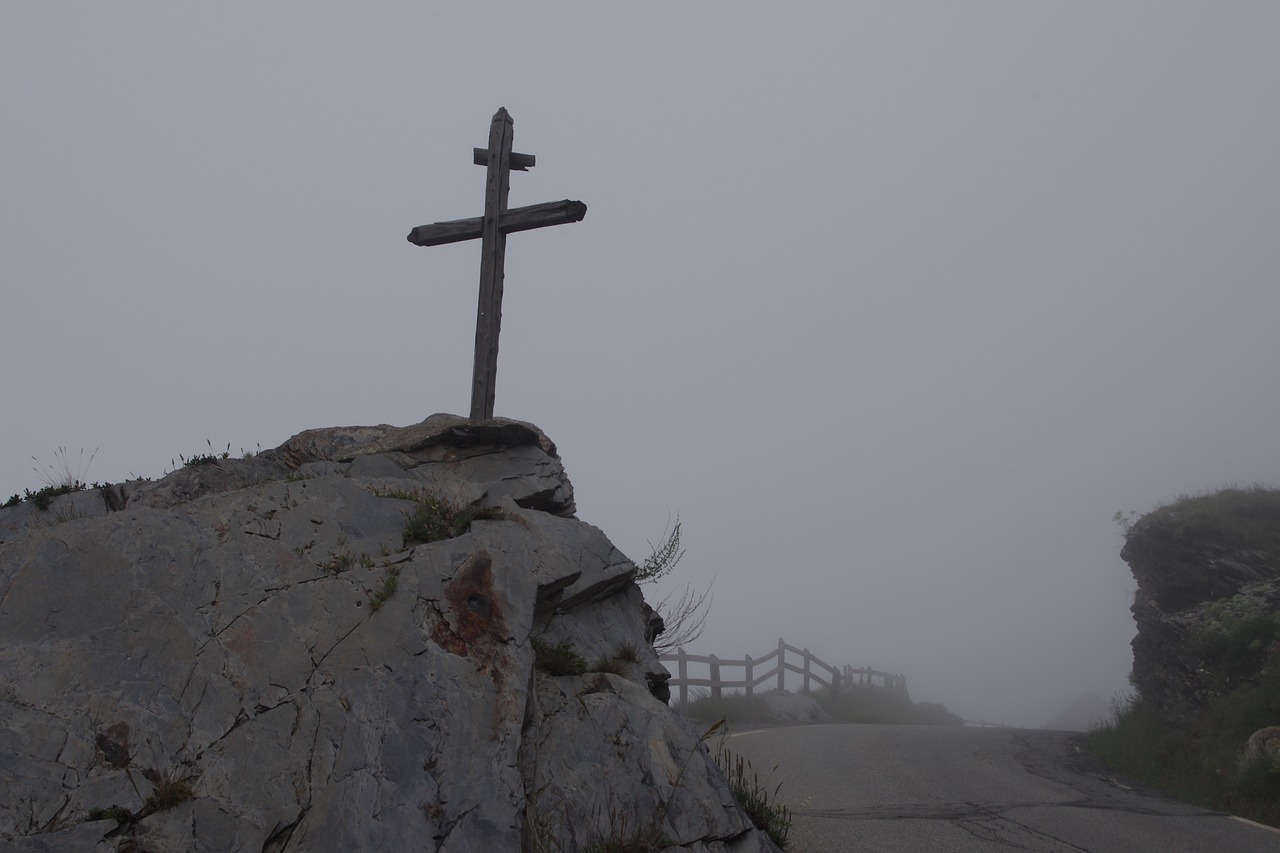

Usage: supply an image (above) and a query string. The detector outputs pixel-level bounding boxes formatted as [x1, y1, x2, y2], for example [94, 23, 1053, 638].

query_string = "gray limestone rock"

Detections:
[0, 415, 778, 852]
[756, 690, 832, 724]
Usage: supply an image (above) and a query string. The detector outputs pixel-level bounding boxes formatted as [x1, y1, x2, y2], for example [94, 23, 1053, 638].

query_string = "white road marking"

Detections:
[1230, 815, 1280, 835]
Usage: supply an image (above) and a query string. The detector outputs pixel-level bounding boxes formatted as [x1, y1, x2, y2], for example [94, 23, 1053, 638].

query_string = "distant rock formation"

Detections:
[1121, 488, 1280, 725]
[756, 690, 831, 724]
[0, 414, 780, 852]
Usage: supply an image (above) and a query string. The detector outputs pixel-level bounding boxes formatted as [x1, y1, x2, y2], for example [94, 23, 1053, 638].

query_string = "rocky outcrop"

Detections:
[1121, 488, 1280, 725]
[0, 414, 780, 852]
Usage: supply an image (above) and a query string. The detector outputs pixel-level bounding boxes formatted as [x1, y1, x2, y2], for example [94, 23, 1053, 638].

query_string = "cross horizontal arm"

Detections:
[474, 148, 536, 171]
[406, 199, 587, 247]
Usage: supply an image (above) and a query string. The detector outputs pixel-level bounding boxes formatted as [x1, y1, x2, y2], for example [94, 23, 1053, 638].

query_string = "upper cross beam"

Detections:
[407, 108, 587, 421]
[474, 148, 535, 170]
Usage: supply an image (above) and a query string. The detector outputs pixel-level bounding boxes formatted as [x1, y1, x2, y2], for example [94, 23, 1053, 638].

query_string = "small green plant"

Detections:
[368, 568, 401, 612]
[580, 812, 670, 852]
[613, 642, 640, 663]
[589, 656, 630, 676]
[143, 773, 194, 813]
[86, 805, 132, 824]
[321, 551, 353, 572]
[532, 637, 587, 676]
[49, 505, 85, 526]
[716, 742, 792, 849]
[634, 515, 713, 654]
[390, 489, 505, 546]
[634, 516, 684, 583]
[18, 447, 97, 510]
[176, 440, 231, 468]
[2, 494, 20, 509]
[22, 485, 69, 510]
[1112, 510, 1141, 534]
[319, 549, 373, 573]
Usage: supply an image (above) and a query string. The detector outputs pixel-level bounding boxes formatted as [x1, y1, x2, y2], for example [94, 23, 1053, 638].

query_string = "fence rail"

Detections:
[659, 638, 907, 710]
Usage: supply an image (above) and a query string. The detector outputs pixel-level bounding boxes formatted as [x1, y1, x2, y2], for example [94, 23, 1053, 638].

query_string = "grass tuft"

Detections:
[716, 741, 792, 849]
[368, 569, 401, 612]
[580, 820, 670, 853]
[372, 487, 506, 547]
[86, 805, 132, 824]
[613, 642, 641, 663]
[531, 637, 587, 676]
[176, 440, 231, 468]
[589, 656, 630, 676]
[319, 549, 375, 574]
[13, 447, 98, 510]
[144, 777, 194, 812]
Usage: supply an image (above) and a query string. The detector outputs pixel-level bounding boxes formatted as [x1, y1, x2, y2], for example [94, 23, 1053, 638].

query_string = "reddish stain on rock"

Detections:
[96, 721, 131, 769]
[432, 550, 508, 668]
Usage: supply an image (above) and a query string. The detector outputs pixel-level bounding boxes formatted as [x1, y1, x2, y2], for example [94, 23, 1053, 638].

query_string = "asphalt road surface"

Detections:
[726, 723, 1280, 852]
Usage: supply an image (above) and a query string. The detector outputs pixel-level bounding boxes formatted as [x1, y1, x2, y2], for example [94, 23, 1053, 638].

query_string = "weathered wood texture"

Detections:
[659, 638, 909, 710]
[407, 199, 587, 247]
[408, 107, 587, 421]
[470, 108, 514, 421]
[474, 148, 535, 170]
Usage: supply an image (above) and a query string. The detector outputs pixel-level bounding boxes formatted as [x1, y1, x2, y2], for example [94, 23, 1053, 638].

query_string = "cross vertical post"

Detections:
[407, 108, 587, 421]
[472, 108, 514, 421]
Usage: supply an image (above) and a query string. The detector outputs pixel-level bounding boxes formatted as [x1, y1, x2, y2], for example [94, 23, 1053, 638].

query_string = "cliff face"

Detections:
[0, 415, 779, 852]
[1121, 488, 1280, 725]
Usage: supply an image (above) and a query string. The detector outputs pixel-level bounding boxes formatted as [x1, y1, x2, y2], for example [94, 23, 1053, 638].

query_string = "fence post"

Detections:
[677, 648, 688, 709]
[777, 638, 785, 691]
[709, 654, 721, 701]
[745, 654, 754, 698]
[802, 648, 812, 694]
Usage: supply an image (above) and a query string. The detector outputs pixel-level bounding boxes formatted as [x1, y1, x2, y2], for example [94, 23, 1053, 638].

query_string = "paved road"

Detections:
[726, 723, 1280, 852]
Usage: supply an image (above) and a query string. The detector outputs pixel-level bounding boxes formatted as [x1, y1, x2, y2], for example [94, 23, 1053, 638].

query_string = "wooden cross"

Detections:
[408, 107, 587, 421]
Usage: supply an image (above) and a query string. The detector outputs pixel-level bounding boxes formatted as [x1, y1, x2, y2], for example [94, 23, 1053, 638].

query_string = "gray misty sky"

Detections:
[4, 3, 1279, 727]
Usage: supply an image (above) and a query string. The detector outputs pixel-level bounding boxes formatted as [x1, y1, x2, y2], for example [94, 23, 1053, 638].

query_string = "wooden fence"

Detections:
[659, 638, 908, 710]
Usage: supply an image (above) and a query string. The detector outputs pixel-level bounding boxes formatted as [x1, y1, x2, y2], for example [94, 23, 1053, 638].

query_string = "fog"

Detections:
[4, 3, 1279, 727]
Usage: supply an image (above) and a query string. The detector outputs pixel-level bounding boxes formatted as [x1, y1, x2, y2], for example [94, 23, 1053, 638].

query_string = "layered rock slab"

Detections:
[0, 415, 780, 852]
